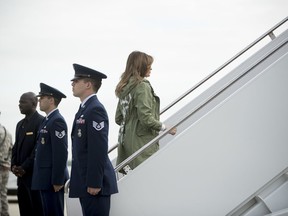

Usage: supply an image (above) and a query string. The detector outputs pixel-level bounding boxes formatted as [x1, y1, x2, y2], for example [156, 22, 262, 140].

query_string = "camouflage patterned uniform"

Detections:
[0, 124, 13, 216]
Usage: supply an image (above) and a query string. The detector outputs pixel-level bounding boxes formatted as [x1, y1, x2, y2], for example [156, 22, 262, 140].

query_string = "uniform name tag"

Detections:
[26, 132, 33, 135]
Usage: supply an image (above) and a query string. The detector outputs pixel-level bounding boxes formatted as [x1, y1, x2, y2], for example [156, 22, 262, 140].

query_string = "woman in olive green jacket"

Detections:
[115, 51, 176, 173]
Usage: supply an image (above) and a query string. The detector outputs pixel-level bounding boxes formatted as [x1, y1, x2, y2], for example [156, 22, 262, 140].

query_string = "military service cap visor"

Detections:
[71, 63, 107, 81]
[37, 83, 66, 99]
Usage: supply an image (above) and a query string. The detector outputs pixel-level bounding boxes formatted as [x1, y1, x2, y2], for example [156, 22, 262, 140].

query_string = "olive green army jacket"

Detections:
[115, 78, 162, 172]
[0, 125, 13, 168]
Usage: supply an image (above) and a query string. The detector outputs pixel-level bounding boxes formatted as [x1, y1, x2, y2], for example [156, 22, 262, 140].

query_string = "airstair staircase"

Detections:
[65, 16, 288, 216]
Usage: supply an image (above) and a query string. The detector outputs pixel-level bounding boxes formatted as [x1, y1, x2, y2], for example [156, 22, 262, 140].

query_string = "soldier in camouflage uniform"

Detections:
[0, 116, 13, 216]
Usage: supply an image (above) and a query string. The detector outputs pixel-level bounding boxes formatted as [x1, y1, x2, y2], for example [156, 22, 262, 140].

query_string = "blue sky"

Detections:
[0, 0, 287, 158]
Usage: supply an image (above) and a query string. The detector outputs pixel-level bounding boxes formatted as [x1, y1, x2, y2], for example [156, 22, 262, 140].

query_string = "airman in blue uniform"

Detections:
[32, 83, 69, 216]
[69, 64, 118, 216]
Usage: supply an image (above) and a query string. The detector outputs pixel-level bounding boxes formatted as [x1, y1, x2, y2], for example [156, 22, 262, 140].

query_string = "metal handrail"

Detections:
[159, 16, 288, 115]
[108, 143, 118, 154]
[109, 16, 288, 157]
[115, 37, 288, 174]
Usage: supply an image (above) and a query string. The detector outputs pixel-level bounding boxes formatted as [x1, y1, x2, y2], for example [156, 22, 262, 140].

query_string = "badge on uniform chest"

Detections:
[76, 114, 85, 125]
[40, 127, 48, 134]
[40, 127, 48, 145]
[76, 118, 85, 124]
[77, 129, 82, 138]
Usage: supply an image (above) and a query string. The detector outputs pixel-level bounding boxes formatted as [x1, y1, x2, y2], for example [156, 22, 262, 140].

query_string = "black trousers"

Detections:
[80, 195, 111, 216]
[17, 181, 44, 216]
[41, 188, 65, 216]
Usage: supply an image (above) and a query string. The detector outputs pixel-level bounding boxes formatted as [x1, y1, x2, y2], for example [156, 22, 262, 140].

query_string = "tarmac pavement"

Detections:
[9, 202, 20, 216]
[8, 196, 68, 216]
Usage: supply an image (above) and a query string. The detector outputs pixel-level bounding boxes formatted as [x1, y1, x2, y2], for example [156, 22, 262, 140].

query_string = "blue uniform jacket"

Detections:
[69, 95, 118, 197]
[32, 109, 69, 190]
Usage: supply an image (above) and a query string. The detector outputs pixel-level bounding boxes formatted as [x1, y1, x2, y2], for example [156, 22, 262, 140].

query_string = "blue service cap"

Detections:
[71, 63, 107, 81]
[36, 83, 66, 99]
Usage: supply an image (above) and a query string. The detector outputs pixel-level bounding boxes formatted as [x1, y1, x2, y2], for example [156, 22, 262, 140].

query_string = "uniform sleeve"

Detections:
[86, 106, 109, 188]
[0, 126, 13, 166]
[51, 118, 68, 185]
[6, 132, 13, 164]
[11, 122, 21, 167]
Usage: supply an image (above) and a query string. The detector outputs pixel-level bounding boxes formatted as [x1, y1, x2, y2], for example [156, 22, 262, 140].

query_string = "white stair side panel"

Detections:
[110, 47, 288, 216]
